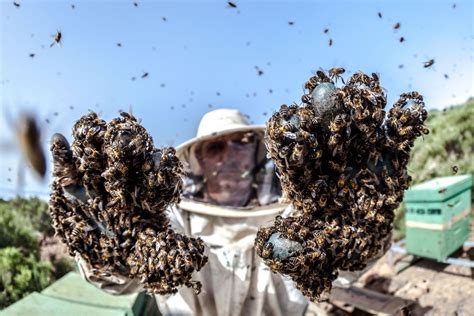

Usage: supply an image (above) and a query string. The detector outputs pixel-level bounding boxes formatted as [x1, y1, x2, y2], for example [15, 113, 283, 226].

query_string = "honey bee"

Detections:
[393, 22, 401, 30]
[314, 149, 323, 160]
[16, 114, 47, 178]
[398, 126, 413, 137]
[328, 67, 345, 84]
[328, 134, 342, 147]
[298, 227, 309, 239]
[452, 165, 459, 174]
[329, 39, 333, 46]
[384, 195, 398, 206]
[371, 108, 385, 122]
[301, 94, 312, 104]
[423, 59, 435, 68]
[318, 195, 328, 208]
[361, 89, 378, 105]
[304, 76, 318, 91]
[261, 244, 273, 259]
[50, 30, 62, 47]
[285, 227, 296, 239]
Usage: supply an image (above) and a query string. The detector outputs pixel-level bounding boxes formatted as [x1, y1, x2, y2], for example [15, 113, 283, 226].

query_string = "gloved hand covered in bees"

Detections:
[254, 69, 429, 301]
[49, 112, 208, 295]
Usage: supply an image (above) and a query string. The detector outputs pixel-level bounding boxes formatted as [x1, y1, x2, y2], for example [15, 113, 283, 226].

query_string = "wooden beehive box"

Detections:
[404, 175, 472, 261]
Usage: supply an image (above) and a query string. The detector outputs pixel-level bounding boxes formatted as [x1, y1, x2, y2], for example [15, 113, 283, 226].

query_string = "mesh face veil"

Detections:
[197, 132, 258, 207]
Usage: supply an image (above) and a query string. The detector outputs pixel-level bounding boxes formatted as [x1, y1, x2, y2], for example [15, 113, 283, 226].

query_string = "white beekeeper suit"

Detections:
[78, 109, 310, 316]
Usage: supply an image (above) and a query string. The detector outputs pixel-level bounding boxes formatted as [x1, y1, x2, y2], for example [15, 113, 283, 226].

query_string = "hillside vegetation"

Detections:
[394, 100, 474, 240]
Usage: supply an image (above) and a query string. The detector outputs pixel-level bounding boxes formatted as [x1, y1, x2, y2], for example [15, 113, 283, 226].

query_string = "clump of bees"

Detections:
[255, 69, 429, 301]
[49, 111, 208, 295]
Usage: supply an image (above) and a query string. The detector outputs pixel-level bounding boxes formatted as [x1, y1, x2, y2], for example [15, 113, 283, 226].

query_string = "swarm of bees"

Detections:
[49, 111, 208, 295]
[255, 69, 428, 301]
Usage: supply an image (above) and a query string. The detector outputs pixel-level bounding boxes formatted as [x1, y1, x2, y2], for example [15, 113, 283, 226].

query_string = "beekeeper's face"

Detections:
[197, 131, 257, 207]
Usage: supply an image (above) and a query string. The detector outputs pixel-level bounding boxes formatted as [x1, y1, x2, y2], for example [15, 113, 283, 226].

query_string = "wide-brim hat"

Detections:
[176, 109, 266, 162]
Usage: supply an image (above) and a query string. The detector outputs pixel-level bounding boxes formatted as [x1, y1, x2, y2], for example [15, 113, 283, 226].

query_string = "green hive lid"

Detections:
[41, 272, 139, 314]
[1, 292, 125, 316]
[404, 174, 473, 202]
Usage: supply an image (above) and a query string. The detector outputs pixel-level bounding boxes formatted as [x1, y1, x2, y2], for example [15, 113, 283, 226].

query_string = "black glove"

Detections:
[255, 70, 428, 301]
[49, 112, 207, 295]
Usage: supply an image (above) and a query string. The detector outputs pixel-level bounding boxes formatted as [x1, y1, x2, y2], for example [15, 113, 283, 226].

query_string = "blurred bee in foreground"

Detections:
[15, 113, 47, 178]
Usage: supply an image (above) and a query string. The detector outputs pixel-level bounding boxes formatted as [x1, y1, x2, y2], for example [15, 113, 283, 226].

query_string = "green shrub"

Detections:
[0, 197, 74, 309]
[0, 247, 53, 308]
[395, 101, 474, 240]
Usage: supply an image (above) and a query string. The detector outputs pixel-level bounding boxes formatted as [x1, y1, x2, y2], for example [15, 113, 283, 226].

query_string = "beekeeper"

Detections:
[76, 108, 385, 315]
[77, 109, 309, 315]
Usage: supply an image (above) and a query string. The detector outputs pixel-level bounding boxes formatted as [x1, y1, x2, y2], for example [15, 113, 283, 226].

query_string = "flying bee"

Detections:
[423, 59, 435, 68]
[329, 38, 333, 46]
[227, 1, 237, 8]
[377, 12, 382, 18]
[141, 72, 149, 79]
[328, 67, 345, 84]
[393, 22, 401, 30]
[399, 37, 405, 43]
[13, 2, 20, 8]
[15, 113, 47, 178]
[452, 165, 459, 174]
[50, 30, 62, 47]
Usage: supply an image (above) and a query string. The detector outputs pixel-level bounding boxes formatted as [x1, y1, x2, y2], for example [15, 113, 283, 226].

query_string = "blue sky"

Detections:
[0, 0, 473, 199]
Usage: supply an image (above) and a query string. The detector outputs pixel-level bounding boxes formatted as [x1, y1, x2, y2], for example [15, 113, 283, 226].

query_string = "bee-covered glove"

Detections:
[254, 70, 428, 301]
[49, 112, 207, 295]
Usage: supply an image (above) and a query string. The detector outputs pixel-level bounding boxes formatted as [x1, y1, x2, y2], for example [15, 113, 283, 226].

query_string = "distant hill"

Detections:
[394, 100, 473, 240]
[408, 100, 473, 186]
